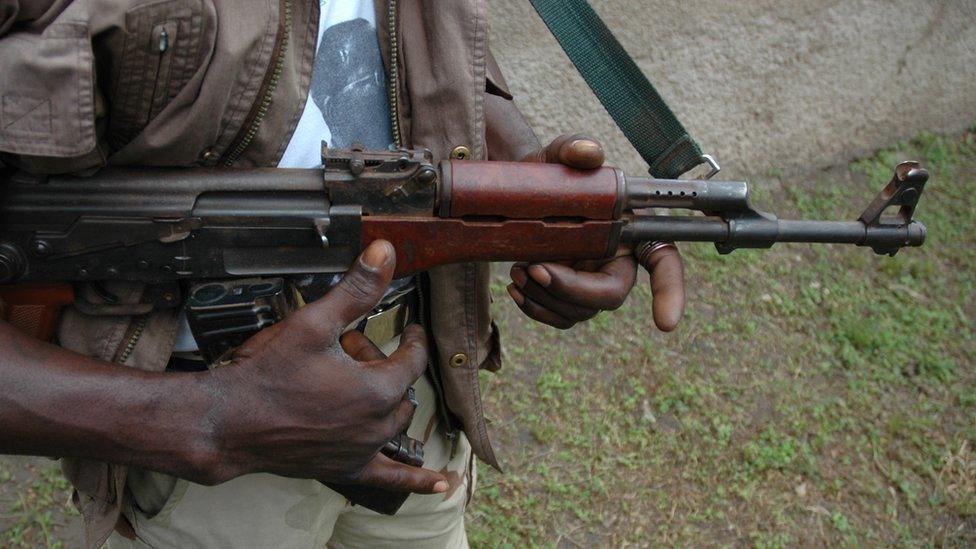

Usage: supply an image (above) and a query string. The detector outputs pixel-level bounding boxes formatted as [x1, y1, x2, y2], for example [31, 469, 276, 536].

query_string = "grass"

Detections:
[2, 131, 973, 547]
[0, 458, 78, 548]
[468, 130, 975, 547]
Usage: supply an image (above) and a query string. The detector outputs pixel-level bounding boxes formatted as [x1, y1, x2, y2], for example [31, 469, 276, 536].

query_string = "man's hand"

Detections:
[0, 240, 444, 494]
[507, 134, 686, 331]
[204, 240, 447, 493]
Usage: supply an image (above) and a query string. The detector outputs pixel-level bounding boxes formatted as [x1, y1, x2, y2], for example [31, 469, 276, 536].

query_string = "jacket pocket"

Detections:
[126, 468, 185, 521]
[0, 22, 96, 158]
[479, 320, 502, 372]
[107, 0, 210, 150]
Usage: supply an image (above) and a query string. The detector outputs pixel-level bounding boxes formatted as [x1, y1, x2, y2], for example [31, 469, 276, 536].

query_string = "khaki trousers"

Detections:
[107, 373, 473, 549]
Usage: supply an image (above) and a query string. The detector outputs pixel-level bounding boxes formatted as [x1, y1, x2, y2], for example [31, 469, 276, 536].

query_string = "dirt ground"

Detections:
[1, 131, 973, 547]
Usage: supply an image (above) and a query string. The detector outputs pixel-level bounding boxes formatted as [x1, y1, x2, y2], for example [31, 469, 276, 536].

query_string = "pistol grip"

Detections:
[0, 283, 74, 341]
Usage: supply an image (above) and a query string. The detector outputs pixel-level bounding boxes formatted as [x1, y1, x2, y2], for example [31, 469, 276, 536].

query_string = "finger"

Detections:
[521, 133, 604, 169]
[388, 395, 419, 439]
[647, 246, 685, 332]
[507, 284, 576, 329]
[520, 134, 575, 163]
[374, 324, 429, 394]
[340, 330, 386, 361]
[569, 245, 633, 272]
[510, 266, 599, 321]
[513, 260, 576, 269]
[293, 240, 395, 342]
[555, 134, 604, 169]
[352, 454, 448, 494]
[231, 319, 285, 359]
[524, 255, 637, 310]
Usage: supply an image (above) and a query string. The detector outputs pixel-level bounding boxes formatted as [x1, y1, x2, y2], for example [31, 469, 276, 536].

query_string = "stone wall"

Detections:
[489, 0, 976, 177]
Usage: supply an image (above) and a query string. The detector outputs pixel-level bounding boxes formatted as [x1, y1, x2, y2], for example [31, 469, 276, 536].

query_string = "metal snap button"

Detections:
[200, 147, 219, 162]
[449, 352, 469, 368]
[450, 146, 471, 160]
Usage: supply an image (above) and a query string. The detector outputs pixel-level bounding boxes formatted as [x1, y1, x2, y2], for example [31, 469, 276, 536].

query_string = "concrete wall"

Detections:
[489, 0, 976, 177]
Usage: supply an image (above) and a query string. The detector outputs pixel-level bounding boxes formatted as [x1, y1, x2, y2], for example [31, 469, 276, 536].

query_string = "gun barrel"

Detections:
[767, 219, 926, 249]
[621, 216, 730, 242]
[621, 216, 926, 254]
[621, 164, 927, 256]
[776, 220, 866, 243]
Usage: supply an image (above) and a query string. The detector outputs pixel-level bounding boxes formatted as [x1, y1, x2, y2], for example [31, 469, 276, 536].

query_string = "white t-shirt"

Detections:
[172, 0, 395, 353]
[278, 0, 393, 168]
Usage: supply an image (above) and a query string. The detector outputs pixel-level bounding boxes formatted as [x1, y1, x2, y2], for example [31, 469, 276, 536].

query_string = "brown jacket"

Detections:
[0, 0, 511, 545]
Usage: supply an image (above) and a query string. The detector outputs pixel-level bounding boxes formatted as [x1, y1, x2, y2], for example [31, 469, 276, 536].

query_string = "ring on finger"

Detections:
[635, 241, 677, 263]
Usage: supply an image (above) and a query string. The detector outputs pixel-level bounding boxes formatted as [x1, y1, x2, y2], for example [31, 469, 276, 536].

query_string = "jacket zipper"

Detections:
[113, 314, 149, 364]
[220, 0, 292, 166]
[148, 24, 176, 121]
[386, 0, 402, 147]
[385, 0, 457, 453]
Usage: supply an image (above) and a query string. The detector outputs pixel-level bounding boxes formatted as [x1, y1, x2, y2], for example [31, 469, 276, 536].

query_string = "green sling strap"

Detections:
[527, 0, 717, 179]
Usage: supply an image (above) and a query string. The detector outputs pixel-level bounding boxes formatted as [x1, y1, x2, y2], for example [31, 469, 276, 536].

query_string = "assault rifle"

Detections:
[0, 143, 930, 353]
[0, 145, 928, 514]
[0, 145, 928, 291]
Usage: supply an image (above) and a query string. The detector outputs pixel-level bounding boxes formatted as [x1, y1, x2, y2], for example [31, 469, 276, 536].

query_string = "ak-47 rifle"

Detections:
[0, 145, 927, 289]
[0, 145, 928, 514]
[0, 143, 929, 350]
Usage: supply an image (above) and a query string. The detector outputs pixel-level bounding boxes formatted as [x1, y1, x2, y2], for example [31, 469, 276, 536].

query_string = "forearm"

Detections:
[485, 93, 541, 161]
[0, 321, 215, 478]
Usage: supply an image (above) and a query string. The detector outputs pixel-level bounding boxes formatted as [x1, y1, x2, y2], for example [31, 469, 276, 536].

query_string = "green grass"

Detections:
[0, 459, 78, 548]
[468, 130, 976, 547]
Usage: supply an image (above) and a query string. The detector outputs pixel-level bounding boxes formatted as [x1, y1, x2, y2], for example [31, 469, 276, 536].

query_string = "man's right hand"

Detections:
[198, 240, 446, 494]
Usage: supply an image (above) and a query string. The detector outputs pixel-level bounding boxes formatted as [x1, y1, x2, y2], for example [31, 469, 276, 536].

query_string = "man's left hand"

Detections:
[507, 134, 686, 331]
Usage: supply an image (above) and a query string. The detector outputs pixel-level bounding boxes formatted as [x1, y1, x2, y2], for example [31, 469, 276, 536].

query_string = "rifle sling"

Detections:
[527, 0, 706, 179]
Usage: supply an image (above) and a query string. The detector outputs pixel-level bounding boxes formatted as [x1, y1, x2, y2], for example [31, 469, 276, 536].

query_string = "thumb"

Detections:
[352, 454, 449, 494]
[293, 240, 396, 342]
[522, 133, 604, 169]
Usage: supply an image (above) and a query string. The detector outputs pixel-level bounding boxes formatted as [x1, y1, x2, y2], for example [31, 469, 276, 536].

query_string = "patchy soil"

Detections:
[0, 456, 81, 548]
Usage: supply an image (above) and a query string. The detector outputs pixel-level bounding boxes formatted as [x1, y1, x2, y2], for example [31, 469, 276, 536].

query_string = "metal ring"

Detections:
[635, 241, 677, 267]
[642, 241, 677, 255]
[699, 154, 721, 180]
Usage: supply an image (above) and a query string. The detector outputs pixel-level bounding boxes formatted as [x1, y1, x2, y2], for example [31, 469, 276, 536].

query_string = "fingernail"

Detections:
[527, 264, 552, 287]
[507, 285, 524, 306]
[510, 267, 528, 287]
[433, 480, 449, 493]
[570, 139, 602, 157]
[360, 240, 393, 271]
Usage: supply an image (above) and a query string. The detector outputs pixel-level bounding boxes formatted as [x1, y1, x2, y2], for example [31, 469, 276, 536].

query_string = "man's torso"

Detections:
[0, 2, 506, 545]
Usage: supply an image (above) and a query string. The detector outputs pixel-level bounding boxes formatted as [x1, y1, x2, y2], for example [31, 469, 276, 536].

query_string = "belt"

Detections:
[354, 286, 418, 348]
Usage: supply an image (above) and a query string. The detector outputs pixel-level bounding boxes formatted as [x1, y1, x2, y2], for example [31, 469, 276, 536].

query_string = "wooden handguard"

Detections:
[440, 161, 623, 219]
[0, 283, 74, 341]
[362, 161, 626, 277]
